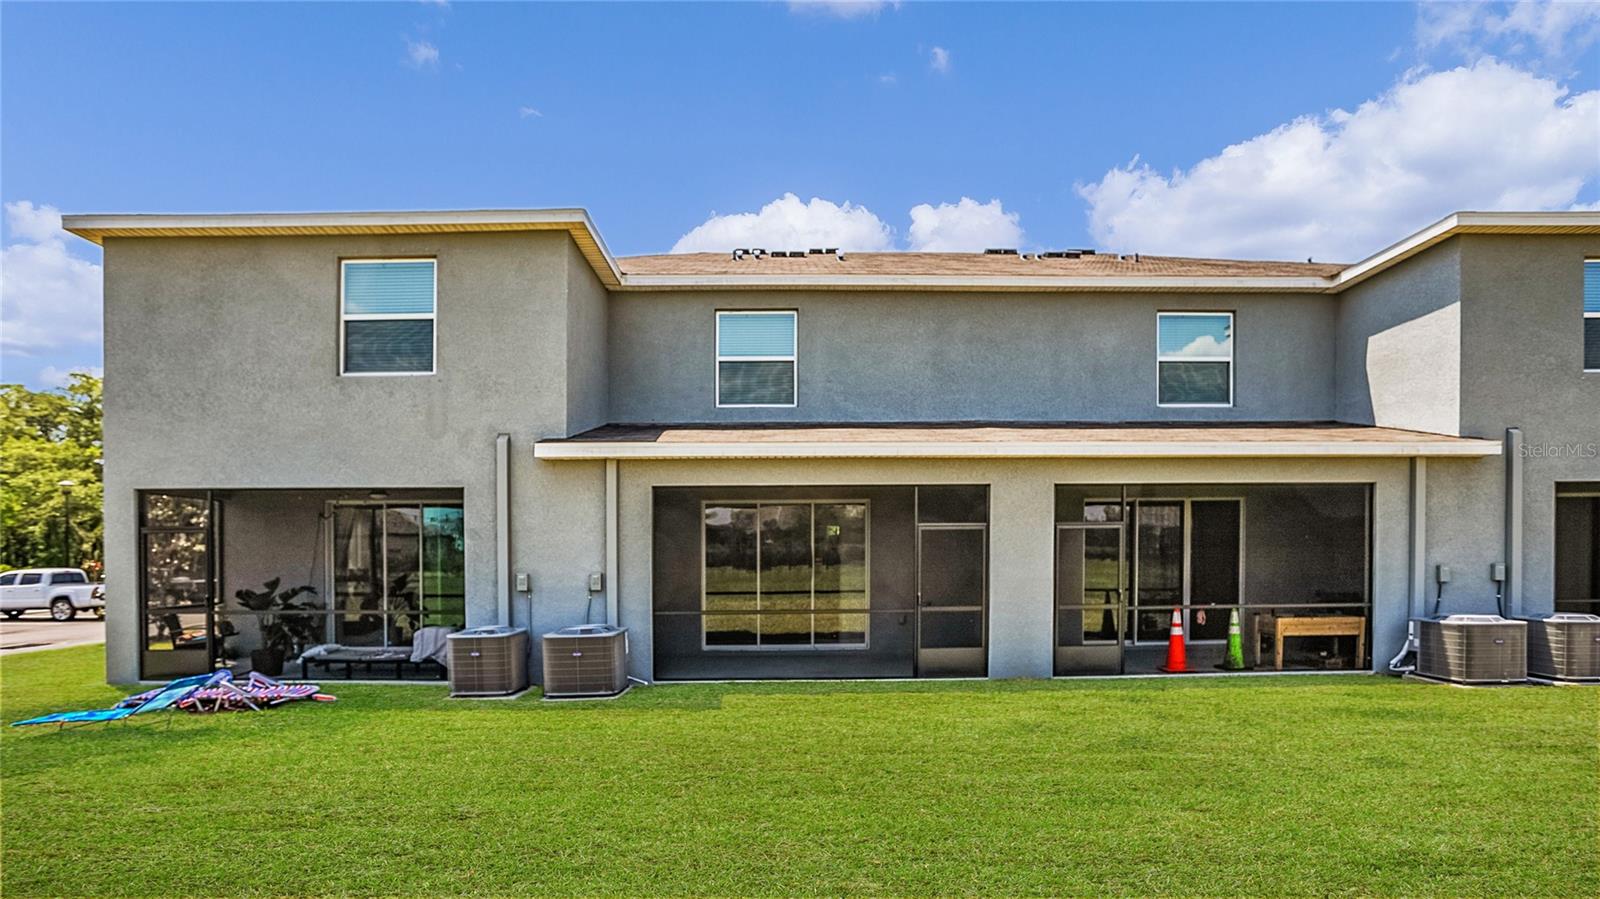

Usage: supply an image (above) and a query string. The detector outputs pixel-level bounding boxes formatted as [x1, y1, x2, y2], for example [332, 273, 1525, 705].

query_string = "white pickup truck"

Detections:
[0, 568, 106, 621]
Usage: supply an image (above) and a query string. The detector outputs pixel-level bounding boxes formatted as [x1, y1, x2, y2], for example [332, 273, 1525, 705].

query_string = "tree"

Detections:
[0, 373, 103, 572]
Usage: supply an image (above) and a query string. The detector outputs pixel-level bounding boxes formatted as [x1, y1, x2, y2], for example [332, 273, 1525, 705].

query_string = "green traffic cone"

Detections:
[1221, 609, 1248, 670]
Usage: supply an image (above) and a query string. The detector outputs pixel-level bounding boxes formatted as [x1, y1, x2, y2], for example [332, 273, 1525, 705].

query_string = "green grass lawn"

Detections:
[2, 646, 1596, 896]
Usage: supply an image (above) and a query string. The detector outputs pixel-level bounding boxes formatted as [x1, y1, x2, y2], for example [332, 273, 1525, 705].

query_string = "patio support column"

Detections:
[987, 473, 1055, 678]
[606, 459, 619, 626]
[1409, 457, 1427, 620]
[496, 433, 511, 626]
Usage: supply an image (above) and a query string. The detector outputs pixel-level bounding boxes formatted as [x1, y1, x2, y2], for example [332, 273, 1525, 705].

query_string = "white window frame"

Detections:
[715, 310, 798, 408]
[1156, 311, 1235, 408]
[1585, 259, 1599, 373]
[339, 258, 438, 377]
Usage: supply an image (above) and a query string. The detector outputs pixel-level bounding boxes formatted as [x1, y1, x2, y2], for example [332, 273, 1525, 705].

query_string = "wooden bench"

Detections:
[1254, 614, 1366, 670]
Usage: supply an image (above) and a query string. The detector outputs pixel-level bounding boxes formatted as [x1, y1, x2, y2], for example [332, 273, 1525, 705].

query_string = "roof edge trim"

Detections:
[533, 438, 1502, 461]
[61, 209, 624, 288]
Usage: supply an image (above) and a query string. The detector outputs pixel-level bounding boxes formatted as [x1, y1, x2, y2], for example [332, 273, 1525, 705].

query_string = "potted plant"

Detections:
[233, 578, 319, 676]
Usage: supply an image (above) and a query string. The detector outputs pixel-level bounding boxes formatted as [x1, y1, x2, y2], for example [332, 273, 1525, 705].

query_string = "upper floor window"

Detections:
[1585, 260, 1599, 372]
[716, 311, 796, 407]
[341, 259, 436, 376]
[1157, 312, 1233, 407]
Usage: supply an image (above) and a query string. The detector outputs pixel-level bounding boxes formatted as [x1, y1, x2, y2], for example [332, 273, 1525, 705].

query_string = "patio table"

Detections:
[1254, 614, 1367, 670]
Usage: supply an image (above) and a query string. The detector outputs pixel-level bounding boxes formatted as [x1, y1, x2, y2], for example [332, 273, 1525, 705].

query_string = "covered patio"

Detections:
[137, 489, 466, 680]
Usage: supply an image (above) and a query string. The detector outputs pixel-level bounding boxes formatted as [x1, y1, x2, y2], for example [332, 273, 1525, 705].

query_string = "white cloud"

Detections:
[36, 365, 103, 389]
[0, 201, 103, 359]
[404, 38, 439, 69]
[518, 106, 543, 118]
[929, 46, 951, 74]
[788, 1, 897, 19]
[1171, 335, 1232, 358]
[1077, 60, 1600, 261]
[1418, 1, 1600, 66]
[877, 73, 898, 85]
[671, 193, 895, 253]
[907, 198, 1023, 252]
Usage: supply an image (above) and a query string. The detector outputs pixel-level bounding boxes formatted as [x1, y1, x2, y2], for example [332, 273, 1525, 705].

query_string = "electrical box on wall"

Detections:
[515, 572, 531, 593]
[588, 572, 605, 593]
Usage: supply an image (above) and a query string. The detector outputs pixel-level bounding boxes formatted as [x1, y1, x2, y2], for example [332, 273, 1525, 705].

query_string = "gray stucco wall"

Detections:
[1333, 234, 1600, 617]
[608, 290, 1338, 424]
[1454, 235, 1600, 616]
[564, 240, 610, 435]
[1334, 240, 1461, 434]
[100, 232, 608, 682]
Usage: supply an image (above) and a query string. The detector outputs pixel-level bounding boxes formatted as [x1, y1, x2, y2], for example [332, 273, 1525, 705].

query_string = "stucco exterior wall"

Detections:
[614, 457, 1412, 681]
[1334, 239, 1462, 434]
[1455, 234, 1600, 616]
[608, 289, 1338, 424]
[100, 232, 606, 682]
[564, 239, 610, 434]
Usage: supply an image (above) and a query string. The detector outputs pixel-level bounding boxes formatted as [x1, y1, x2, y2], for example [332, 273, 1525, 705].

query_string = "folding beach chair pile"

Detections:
[10, 670, 335, 730]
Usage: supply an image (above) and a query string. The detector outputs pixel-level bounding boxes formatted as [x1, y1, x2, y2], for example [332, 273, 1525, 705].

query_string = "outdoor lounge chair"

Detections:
[10, 671, 225, 729]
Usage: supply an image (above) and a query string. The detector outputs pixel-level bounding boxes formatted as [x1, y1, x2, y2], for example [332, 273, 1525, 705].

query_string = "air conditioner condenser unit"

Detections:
[1525, 613, 1600, 682]
[447, 626, 530, 697]
[1415, 615, 1527, 685]
[541, 625, 629, 699]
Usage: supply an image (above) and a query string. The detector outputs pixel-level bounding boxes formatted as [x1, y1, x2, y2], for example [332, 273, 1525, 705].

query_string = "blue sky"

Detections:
[2, 1, 1597, 389]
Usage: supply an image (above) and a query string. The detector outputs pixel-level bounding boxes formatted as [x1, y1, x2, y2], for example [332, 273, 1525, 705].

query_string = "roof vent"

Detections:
[732, 248, 749, 260]
[983, 248, 1019, 255]
[751, 248, 767, 258]
[808, 248, 825, 255]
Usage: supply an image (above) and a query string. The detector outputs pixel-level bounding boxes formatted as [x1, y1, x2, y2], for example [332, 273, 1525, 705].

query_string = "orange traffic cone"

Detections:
[1158, 609, 1188, 673]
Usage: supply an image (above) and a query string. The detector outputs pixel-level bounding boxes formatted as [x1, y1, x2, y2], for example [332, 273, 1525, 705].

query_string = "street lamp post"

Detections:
[58, 479, 75, 568]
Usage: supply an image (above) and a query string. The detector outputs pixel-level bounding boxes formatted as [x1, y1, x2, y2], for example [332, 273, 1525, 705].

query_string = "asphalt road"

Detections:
[0, 614, 106, 655]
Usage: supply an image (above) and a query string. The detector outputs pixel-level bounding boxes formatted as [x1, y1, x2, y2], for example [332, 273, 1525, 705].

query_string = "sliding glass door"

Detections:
[330, 502, 465, 647]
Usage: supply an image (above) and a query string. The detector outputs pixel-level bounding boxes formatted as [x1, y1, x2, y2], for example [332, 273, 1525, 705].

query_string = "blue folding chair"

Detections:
[11, 672, 223, 730]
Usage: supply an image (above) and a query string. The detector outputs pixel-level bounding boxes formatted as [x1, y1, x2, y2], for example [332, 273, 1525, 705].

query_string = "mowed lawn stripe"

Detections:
[1, 646, 1595, 896]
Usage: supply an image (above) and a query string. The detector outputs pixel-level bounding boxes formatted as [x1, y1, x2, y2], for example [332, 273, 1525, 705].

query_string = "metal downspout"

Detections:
[496, 433, 512, 626]
[605, 459, 619, 626]
[1410, 458, 1427, 621]
[1505, 427, 1523, 618]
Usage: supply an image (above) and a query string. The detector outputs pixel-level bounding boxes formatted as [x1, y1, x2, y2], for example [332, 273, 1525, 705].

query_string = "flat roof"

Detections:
[60, 209, 1600, 295]
[534, 422, 1502, 460]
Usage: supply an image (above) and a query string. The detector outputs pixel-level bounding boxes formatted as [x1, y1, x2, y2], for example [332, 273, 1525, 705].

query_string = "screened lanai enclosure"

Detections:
[651, 482, 1373, 681]
[1054, 484, 1372, 675]
[137, 490, 466, 680]
[653, 485, 991, 680]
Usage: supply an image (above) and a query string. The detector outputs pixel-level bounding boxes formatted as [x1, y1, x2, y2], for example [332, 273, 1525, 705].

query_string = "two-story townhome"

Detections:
[63, 209, 1599, 684]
